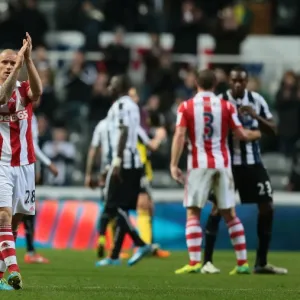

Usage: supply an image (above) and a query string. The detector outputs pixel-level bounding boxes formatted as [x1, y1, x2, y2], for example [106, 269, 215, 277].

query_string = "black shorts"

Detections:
[210, 164, 273, 204]
[233, 164, 273, 204]
[106, 168, 142, 210]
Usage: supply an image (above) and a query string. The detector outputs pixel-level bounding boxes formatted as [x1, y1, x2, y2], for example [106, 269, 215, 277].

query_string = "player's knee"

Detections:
[211, 204, 220, 216]
[186, 207, 200, 220]
[137, 194, 150, 211]
[12, 213, 23, 231]
[220, 207, 236, 223]
[0, 208, 12, 225]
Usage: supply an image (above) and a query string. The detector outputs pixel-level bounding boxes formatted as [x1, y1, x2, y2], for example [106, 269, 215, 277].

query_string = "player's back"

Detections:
[179, 91, 238, 169]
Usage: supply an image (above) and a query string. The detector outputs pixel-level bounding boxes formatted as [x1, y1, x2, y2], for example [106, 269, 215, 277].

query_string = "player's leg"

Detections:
[175, 169, 212, 274]
[137, 186, 170, 258]
[215, 168, 250, 275]
[202, 200, 221, 274]
[0, 206, 15, 291]
[97, 168, 151, 266]
[24, 215, 35, 254]
[114, 206, 151, 266]
[97, 203, 114, 258]
[137, 192, 152, 245]
[252, 166, 287, 274]
[122, 169, 153, 266]
[0, 165, 23, 290]
[8, 164, 36, 289]
[22, 213, 49, 264]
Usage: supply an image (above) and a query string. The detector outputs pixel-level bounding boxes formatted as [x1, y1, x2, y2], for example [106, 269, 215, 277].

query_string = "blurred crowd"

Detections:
[0, 0, 299, 187]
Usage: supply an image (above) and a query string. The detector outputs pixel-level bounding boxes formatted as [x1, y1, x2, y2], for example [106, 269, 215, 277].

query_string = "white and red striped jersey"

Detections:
[176, 91, 241, 169]
[0, 81, 35, 166]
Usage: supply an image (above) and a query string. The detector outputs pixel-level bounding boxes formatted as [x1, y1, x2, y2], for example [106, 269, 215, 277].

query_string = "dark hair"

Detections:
[118, 75, 131, 94]
[196, 69, 216, 90]
[230, 66, 248, 77]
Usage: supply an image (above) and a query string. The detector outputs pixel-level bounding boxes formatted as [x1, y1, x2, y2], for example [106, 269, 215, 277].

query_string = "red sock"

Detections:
[0, 225, 20, 273]
[227, 217, 247, 266]
[0, 252, 5, 278]
[186, 217, 202, 266]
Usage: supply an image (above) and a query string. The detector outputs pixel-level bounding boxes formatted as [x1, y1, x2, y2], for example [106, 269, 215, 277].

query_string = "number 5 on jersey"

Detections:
[203, 112, 214, 139]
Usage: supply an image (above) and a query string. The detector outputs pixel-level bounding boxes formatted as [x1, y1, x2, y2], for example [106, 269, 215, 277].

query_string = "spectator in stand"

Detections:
[288, 140, 300, 191]
[165, 89, 185, 132]
[36, 114, 52, 149]
[34, 68, 58, 124]
[145, 95, 165, 128]
[275, 71, 300, 157]
[103, 27, 130, 77]
[210, 6, 249, 73]
[64, 50, 97, 119]
[79, 0, 105, 50]
[151, 52, 178, 111]
[89, 72, 112, 130]
[214, 68, 229, 95]
[143, 95, 167, 169]
[175, 69, 196, 100]
[17, 0, 48, 47]
[42, 126, 76, 186]
[55, 0, 81, 30]
[142, 33, 164, 104]
[172, 0, 207, 55]
[34, 46, 51, 71]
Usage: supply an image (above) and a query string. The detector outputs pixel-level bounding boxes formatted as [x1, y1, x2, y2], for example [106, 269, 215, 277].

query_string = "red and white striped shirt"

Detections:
[176, 91, 241, 169]
[0, 81, 35, 166]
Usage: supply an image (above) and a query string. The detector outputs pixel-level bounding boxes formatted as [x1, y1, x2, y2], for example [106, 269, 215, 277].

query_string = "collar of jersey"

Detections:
[227, 89, 248, 102]
[195, 91, 215, 97]
[119, 95, 134, 103]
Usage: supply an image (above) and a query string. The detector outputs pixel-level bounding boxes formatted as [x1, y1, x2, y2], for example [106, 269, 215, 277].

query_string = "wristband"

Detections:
[112, 157, 122, 167]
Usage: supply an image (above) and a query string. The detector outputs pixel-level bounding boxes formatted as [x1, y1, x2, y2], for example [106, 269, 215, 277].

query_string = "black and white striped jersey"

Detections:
[106, 95, 142, 169]
[219, 90, 272, 166]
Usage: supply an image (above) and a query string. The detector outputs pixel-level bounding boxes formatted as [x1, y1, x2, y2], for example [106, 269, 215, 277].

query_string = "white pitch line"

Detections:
[25, 286, 300, 292]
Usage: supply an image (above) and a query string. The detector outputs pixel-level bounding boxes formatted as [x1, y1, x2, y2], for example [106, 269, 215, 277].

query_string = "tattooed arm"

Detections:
[0, 42, 28, 105]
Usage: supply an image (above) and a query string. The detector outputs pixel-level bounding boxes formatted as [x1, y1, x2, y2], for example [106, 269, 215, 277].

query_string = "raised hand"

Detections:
[24, 32, 32, 60]
[15, 41, 28, 70]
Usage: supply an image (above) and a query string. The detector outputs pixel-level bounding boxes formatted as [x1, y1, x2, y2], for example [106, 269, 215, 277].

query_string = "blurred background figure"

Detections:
[103, 27, 130, 77]
[88, 72, 111, 131]
[275, 71, 300, 157]
[210, 5, 249, 73]
[42, 126, 76, 186]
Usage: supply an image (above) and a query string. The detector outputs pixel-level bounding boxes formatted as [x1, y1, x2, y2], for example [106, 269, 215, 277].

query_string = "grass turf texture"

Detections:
[2, 250, 299, 299]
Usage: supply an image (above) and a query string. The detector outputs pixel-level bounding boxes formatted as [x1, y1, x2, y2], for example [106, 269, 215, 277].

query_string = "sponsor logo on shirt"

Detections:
[0, 110, 28, 122]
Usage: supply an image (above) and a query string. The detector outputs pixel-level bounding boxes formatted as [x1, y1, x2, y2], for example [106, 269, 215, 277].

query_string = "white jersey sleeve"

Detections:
[91, 120, 104, 148]
[256, 94, 273, 120]
[33, 140, 51, 166]
[32, 114, 51, 166]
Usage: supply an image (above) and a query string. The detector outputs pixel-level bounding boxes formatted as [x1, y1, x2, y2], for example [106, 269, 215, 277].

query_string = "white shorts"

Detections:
[184, 168, 235, 209]
[0, 164, 35, 215]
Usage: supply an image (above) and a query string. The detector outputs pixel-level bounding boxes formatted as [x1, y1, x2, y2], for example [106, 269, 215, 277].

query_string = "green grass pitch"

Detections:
[3, 249, 300, 299]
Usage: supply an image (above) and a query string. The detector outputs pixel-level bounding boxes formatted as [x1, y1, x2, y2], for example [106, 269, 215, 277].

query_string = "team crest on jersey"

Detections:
[8, 98, 15, 103]
[239, 114, 253, 128]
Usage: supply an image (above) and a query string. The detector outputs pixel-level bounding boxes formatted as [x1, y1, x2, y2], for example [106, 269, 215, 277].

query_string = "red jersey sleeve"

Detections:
[228, 102, 242, 130]
[176, 102, 188, 128]
[19, 81, 31, 106]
